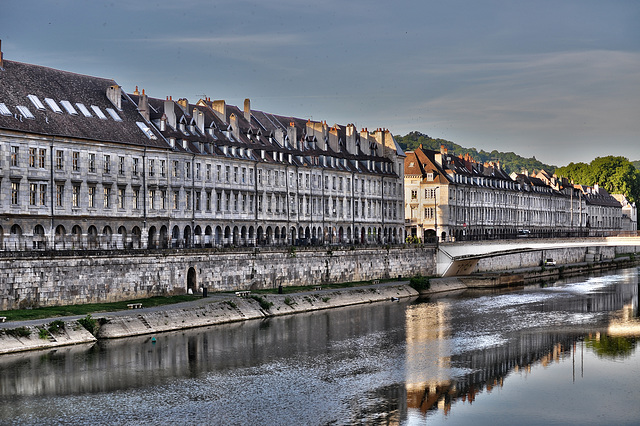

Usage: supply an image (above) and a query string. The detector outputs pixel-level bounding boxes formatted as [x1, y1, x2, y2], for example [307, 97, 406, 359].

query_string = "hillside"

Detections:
[394, 131, 556, 175]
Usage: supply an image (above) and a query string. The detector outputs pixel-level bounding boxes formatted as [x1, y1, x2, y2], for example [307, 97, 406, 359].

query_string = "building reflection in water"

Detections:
[404, 269, 640, 418]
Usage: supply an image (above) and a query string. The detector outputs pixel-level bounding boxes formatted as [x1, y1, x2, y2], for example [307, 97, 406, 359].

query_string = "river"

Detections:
[0, 268, 639, 425]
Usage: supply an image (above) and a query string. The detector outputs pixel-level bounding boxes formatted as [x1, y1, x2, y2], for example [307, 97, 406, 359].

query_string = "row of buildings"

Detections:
[404, 145, 637, 242]
[0, 47, 406, 250]
[0, 44, 635, 251]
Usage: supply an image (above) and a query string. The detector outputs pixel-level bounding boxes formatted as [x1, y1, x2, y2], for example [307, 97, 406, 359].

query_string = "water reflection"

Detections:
[0, 268, 639, 425]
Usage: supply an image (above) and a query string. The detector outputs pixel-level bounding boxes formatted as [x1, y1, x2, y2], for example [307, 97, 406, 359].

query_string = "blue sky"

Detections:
[2, 0, 639, 167]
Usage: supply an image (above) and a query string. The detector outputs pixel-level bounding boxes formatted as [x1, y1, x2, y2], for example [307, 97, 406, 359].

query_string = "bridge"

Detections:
[436, 236, 640, 277]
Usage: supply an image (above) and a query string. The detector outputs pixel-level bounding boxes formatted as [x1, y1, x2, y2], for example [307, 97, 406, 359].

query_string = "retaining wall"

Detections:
[0, 246, 436, 310]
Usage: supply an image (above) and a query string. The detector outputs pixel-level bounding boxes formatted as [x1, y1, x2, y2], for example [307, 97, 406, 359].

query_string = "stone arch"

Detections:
[346, 226, 352, 243]
[183, 225, 192, 247]
[266, 226, 273, 244]
[339, 226, 344, 243]
[291, 226, 296, 244]
[132, 226, 142, 248]
[305, 226, 310, 240]
[172, 225, 180, 248]
[194, 225, 202, 247]
[160, 225, 168, 249]
[148, 226, 157, 249]
[11, 224, 23, 236]
[204, 225, 212, 248]
[187, 266, 197, 294]
[88, 225, 98, 248]
[233, 226, 239, 246]
[33, 224, 46, 249]
[257, 226, 264, 245]
[274, 226, 280, 241]
[215, 225, 222, 246]
[103, 225, 113, 248]
[241, 226, 247, 244]
[248, 226, 255, 245]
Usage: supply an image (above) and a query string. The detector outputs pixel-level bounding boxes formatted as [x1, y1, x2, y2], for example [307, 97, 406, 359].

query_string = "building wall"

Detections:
[0, 246, 436, 310]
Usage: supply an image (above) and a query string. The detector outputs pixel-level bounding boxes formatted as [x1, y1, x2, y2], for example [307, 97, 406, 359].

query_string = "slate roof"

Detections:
[0, 60, 167, 148]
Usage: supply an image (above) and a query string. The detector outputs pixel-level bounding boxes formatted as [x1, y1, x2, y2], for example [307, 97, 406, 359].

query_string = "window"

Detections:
[88, 153, 96, 173]
[233, 193, 238, 212]
[425, 188, 436, 199]
[76, 103, 92, 117]
[10, 146, 19, 167]
[216, 165, 222, 181]
[11, 182, 19, 205]
[28, 94, 45, 110]
[216, 192, 222, 212]
[186, 191, 192, 210]
[173, 191, 179, 210]
[195, 191, 201, 211]
[39, 184, 47, 206]
[234, 166, 238, 183]
[148, 159, 155, 177]
[56, 184, 64, 207]
[424, 207, 435, 219]
[88, 186, 96, 208]
[411, 190, 417, 200]
[56, 150, 64, 170]
[16, 105, 35, 119]
[136, 121, 157, 139]
[133, 188, 140, 209]
[148, 190, 155, 210]
[185, 162, 191, 179]
[206, 191, 212, 211]
[206, 164, 211, 180]
[160, 160, 166, 177]
[118, 187, 125, 209]
[91, 105, 107, 119]
[225, 166, 230, 183]
[103, 155, 111, 174]
[39, 149, 46, 169]
[30, 183, 38, 205]
[161, 190, 167, 210]
[44, 98, 62, 113]
[60, 100, 78, 115]
[0, 103, 11, 116]
[196, 163, 201, 180]
[103, 186, 111, 208]
[225, 192, 231, 212]
[132, 158, 139, 176]
[72, 151, 79, 171]
[29, 148, 36, 167]
[106, 108, 122, 121]
[72, 184, 80, 207]
[119, 156, 125, 175]
[173, 161, 179, 178]
[242, 168, 246, 184]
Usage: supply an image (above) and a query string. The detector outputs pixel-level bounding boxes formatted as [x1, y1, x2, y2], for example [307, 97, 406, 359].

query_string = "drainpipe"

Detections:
[49, 137, 55, 248]
[254, 160, 259, 246]
[142, 146, 147, 248]
[191, 153, 195, 248]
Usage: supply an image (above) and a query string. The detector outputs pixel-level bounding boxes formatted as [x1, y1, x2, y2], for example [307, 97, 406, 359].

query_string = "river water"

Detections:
[1, 269, 639, 425]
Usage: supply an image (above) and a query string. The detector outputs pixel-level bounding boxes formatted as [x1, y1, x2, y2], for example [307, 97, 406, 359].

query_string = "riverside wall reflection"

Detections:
[0, 300, 409, 397]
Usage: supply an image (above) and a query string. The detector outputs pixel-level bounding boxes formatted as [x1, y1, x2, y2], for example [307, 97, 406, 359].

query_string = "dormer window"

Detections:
[91, 105, 107, 119]
[16, 105, 35, 119]
[60, 100, 78, 115]
[45, 98, 63, 113]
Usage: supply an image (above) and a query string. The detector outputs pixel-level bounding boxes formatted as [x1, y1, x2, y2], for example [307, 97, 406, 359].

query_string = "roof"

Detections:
[0, 60, 167, 148]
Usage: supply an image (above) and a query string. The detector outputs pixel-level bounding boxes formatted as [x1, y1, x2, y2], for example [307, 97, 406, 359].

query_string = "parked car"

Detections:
[544, 258, 556, 266]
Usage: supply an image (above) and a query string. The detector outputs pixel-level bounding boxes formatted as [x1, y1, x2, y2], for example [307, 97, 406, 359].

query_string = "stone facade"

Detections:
[0, 246, 436, 310]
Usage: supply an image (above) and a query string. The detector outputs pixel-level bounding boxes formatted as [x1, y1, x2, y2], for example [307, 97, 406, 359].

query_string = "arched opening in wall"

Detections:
[241, 226, 247, 245]
[172, 225, 180, 248]
[103, 226, 113, 248]
[233, 226, 239, 246]
[290, 226, 296, 244]
[257, 226, 264, 245]
[346, 227, 352, 243]
[187, 267, 196, 294]
[274, 226, 280, 242]
[367, 227, 372, 243]
[266, 226, 273, 245]
[183, 225, 192, 248]
[87, 225, 98, 248]
[215, 226, 222, 247]
[378, 227, 382, 243]
[116, 226, 127, 247]
[71, 225, 82, 247]
[248, 226, 255, 246]
[10, 224, 22, 250]
[33, 224, 45, 249]
[132, 226, 142, 249]
[360, 228, 366, 244]
[148, 226, 157, 249]
[160, 225, 168, 249]
[194, 225, 202, 247]
[224, 226, 231, 246]
[316, 227, 322, 243]
[441, 231, 447, 242]
[204, 226, 212, 248]
[305, 226, 310, 240]
[338, 226, 344, 243]
[0, 225, 3, 249]
[311, 227, 317, 240]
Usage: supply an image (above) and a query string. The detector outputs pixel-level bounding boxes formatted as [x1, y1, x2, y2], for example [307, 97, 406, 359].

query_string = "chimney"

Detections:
[160, 114, 167, 131]
[287, 122, 297, 149]
[106, 85, 122, 110]
[163, 98, 176, 129]
[244, 98, 251, 122]
[138, 89, 149, 121]
[211, 100, 226, 122]
[177, 98, 189, 110]
[229, 113, 240, 140]
[193, 108, 205, 134]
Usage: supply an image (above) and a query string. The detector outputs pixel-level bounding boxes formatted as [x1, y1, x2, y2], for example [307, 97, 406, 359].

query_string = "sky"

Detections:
[2, 0, 639, 167]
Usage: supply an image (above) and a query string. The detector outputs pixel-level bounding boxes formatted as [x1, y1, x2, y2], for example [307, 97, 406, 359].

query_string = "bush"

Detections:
[38, 328, 49, 339]
[78, 314, 97, 335]
[250, 295, 273, 311]
[5, 327, 32, 338]
[284, 297, 295, 307]
[48, 320, 65, 334]
[409, 276, 430, 292]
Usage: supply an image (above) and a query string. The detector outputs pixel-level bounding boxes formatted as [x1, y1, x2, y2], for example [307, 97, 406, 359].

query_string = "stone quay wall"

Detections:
[0, 246, 436, 310]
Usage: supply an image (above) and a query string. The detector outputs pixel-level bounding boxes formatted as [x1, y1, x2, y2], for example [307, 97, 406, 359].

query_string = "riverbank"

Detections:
[1, 255, 637, 355]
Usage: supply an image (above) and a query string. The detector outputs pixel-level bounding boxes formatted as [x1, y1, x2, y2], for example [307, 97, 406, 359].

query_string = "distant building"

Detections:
[611, 194, 636, 232]
[405, 145, 622, 241]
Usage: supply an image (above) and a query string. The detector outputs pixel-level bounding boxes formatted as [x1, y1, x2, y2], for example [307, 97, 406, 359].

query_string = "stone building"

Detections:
[404, 145, 622, 241]
[0, 50, 405, 250]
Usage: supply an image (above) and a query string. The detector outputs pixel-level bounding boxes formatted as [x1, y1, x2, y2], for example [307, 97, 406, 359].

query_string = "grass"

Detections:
[250, 278, 399, 295]
[0, 295, 199, 322]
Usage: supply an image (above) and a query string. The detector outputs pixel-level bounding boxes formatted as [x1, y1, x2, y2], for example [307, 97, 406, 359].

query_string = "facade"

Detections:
[612, 194, 637, 232]
[0, 52, 405, 251]
[405, 145, 622, 241]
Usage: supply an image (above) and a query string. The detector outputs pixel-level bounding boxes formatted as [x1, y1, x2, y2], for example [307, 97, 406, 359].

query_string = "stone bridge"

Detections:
[437, 236, 640, 277]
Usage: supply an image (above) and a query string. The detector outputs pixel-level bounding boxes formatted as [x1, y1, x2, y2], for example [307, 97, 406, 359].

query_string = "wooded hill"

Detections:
[393, 131, 555, 176]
